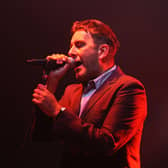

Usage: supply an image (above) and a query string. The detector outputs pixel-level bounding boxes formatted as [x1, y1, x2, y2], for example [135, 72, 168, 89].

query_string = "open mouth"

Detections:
[74, 64, 83, 72]
[73, 56, 83, 72]
[75, 60, 82, 67]
[74, 58, 82, 70]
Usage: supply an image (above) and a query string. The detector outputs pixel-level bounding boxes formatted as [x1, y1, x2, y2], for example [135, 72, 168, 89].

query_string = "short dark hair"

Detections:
[71, 19, 120, 53]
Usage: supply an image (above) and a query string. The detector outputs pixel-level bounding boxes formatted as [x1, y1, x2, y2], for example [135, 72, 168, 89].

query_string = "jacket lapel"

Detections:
[70, 84, 83, 115]
[80, 66, 123, 119]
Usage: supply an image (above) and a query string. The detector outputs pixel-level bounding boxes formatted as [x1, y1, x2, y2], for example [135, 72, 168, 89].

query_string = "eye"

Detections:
[75, 41, 85, 48]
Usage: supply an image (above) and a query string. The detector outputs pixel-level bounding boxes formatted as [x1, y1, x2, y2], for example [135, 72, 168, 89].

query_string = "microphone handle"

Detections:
[26, 59, 66, 71]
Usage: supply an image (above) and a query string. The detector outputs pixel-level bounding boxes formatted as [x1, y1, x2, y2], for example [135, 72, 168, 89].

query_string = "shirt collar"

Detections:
[92, 64, 117, 90]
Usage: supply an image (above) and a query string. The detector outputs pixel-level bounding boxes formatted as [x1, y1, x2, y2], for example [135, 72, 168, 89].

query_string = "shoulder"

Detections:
[120, 74, 144, 87]
[114, 75, 147, 100]
[110, 66, 146, 92]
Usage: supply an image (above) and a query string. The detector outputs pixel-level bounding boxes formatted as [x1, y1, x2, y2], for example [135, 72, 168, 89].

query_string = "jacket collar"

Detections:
[80, 66, 124, 118]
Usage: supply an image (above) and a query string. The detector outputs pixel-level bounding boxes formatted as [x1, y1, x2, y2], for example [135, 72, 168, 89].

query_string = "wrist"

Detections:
[54, 106, 66, 118]
[47, 79, 59, 93]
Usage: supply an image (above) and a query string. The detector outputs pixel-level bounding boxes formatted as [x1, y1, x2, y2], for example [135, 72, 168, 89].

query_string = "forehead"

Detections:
[70, 30, 94, 44]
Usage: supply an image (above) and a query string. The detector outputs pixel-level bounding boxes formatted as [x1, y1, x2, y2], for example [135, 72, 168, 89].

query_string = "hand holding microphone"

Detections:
[26, 54, 81, 92]
[27, 54, 75, 70]
[46, 54, 74, 80]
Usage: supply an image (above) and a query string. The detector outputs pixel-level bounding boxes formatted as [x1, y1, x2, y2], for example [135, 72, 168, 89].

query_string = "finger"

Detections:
[47, 54, 60, 60]
[47, 54, 68, 61]
[32, 93, 43, 100]
[37, 84, 47, 90]
[33, 89, 44, 96]
[32, 98, 41, 104]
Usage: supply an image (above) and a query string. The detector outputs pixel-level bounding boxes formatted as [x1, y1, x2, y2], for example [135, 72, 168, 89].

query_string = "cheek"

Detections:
[86, 54, 99, 68]
[82, 50, 98, 62]
[79, 47, 99, 70]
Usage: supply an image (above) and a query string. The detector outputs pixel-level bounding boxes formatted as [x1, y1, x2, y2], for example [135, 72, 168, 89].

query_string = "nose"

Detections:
[68, 45, 77, 58]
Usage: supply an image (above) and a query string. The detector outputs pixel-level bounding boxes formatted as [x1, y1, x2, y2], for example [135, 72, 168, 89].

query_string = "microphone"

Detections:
[26, 57, 81, 72]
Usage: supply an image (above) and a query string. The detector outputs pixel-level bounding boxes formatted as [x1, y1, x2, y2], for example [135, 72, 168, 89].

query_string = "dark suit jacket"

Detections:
[31, 66, 147, 168]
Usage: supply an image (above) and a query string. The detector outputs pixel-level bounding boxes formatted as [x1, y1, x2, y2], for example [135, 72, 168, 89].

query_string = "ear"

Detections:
[98, 44, 110, 60]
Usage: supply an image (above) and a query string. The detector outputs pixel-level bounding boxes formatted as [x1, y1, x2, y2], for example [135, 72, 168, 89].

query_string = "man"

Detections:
[31, 19, 147, 168]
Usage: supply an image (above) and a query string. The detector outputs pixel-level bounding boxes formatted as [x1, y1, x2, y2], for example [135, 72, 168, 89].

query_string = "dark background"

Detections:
[1, 0, 167, 167]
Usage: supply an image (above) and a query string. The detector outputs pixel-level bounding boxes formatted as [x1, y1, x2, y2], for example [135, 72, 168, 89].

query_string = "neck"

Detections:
[99, 55, 115, 71]
[101, 62, 115, 73]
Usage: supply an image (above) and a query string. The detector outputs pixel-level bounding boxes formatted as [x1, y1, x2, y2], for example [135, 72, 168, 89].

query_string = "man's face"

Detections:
[68, 30, 101, 83]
